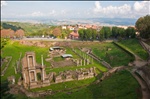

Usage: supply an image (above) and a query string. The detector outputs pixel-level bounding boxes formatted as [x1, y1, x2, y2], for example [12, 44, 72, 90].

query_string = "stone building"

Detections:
[21, 51, 96, 89]
[22, 52, 50, 89]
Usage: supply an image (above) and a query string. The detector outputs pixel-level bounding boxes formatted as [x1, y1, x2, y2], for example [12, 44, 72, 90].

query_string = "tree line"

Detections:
[2, 23, 23, 31]
[78, 26, 136, 41]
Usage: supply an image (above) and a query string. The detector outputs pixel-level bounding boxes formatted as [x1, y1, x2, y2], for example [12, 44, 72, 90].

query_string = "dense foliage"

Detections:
[135, 15, 150, 39]
[1, 23, 22, 31]
[78, 26, 136, 41]
[0, 38, 9, 50]
[78, 28, 96, 41]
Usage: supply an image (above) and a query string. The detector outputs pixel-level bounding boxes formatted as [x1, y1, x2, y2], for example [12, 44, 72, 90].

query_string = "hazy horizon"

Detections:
[1, 1, 149, 19]
[1, 1, 149, 26]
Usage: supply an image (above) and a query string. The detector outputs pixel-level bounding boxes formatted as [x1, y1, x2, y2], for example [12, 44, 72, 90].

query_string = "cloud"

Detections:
[133, 1, 150, 16]
[95, 1, 101, 10]
[1, 1, 7, 7]
[134, 1, 149, 12]
[93, 1, 149, 18]
[31, 11, 44, 17]
[94, 1, 131, 15]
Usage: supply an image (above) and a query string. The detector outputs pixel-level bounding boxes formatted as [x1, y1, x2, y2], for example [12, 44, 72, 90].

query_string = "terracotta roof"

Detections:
[70, 32, 79, 37]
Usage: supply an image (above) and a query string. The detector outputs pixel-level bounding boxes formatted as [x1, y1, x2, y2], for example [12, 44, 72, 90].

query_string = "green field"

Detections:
[119, 39, 148, 60]
[1, 39, 142, 99]
[92, 42, 134, 67]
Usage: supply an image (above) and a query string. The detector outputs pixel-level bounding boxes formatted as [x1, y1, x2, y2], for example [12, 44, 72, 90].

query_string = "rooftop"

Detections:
[61, 54, 73, 58]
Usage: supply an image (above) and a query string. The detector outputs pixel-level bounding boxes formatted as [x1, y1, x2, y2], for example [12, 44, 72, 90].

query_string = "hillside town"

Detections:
[0, 23, 136, 41]
[1, 1, 150, 99]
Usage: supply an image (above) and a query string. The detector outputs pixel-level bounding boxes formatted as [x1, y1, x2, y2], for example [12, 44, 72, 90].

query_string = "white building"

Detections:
[62, 26, 67, 29]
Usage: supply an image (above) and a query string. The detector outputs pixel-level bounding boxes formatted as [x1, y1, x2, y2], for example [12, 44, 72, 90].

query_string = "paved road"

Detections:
[23, 38, 77, 41]
[22, 37, 114, 42]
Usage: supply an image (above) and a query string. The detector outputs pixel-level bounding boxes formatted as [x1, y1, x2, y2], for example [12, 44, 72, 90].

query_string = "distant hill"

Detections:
[1, 22, 50, 34]
[1, 22, 22, 31]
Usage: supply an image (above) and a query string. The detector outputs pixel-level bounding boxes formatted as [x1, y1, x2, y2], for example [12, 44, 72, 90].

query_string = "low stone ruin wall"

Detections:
[1, 56, 12, 76]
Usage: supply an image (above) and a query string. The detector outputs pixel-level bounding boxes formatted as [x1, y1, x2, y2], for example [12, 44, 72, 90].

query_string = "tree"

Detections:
[92, 29, 97, 41]
[135, 15, 150, 39]
[0, 38, 8, 50]
[125, 27, 135, 38]
[1, 29, 15, 38]
[15, 29, 25, 38]
[118, 28, 125, 38]
[52, 27, 61, 37]
[78, 29, 84, 40]
[103, 27, 111, 39]
[99, 27, 105, 41]
[112, 27, 118, 38]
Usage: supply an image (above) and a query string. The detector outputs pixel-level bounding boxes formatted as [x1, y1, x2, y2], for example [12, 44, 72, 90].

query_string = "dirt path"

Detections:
[140, 41, 150, 60]
[131, 70, 150, 99]
[115, 41, 150, 98]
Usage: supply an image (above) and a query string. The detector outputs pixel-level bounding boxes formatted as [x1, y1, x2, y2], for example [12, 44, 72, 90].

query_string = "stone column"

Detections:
[80, 59, 82, 66]
[84, 59, 86, 66]
[34, 71, 37, 81]
[42, 69, 45, 81]
[33, 56, 35, 67]
[27, 56, 30, 68]
[87, 59, 89, 65]
[77, 60, 79, 66]
[29, 71, 32, 82]
[41, 55, 44, 67]
[24, 73, 26, 83]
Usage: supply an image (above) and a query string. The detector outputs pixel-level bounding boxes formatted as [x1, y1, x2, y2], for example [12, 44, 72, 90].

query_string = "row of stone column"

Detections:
[73, 49, 94, 66]
[74, 57, 93, 66]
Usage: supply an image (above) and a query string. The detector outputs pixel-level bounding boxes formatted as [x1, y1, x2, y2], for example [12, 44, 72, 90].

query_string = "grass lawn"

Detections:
[31, 77, 96, 92]
[119, 39, 149, 60]
[65, 47, 81, 59]
[27, 70, 140, 99]
[1, 40, 50, 82]
[53, 57, 64, 61]
[92, 42, 134, 67]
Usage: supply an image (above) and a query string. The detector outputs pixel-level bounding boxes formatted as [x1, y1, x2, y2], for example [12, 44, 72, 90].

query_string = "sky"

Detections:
[1, 1, 150, 20]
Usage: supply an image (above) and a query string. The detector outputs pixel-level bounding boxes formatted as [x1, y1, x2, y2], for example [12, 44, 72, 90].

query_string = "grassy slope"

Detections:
[119, 39, 148, 60]
[92, 42, 134, 67]
[30, 70, 140, 99]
